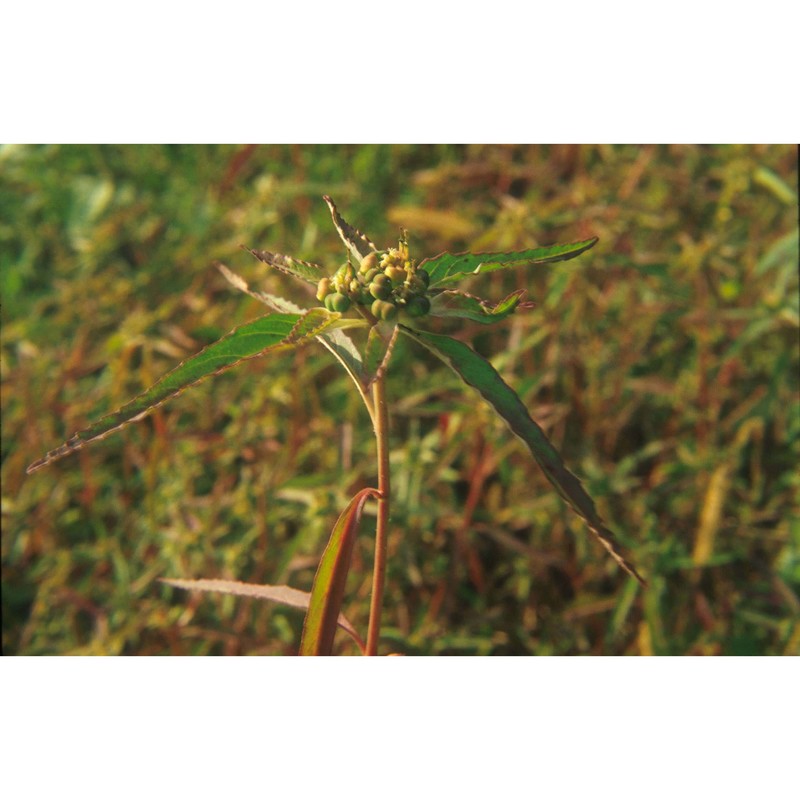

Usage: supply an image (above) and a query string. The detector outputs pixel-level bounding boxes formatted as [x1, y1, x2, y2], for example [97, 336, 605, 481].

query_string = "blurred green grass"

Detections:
[2, 144, 797, 655]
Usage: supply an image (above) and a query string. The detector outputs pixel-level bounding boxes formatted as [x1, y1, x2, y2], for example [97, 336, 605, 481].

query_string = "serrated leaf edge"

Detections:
[26, 310, 340, 474]
[323, 195, 377, 261]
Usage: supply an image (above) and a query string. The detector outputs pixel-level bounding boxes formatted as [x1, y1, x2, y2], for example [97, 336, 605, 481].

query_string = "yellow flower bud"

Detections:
[316, 278, 331, 302]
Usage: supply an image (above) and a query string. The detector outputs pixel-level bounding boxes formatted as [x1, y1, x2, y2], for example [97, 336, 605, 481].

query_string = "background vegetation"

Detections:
[2, 144, 797, 655]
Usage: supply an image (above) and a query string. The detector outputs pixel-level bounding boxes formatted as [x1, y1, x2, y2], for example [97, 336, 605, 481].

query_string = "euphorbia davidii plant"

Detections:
[27, 196, 645, 655]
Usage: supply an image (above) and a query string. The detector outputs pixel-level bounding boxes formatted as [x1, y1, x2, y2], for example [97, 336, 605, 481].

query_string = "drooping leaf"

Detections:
[420, 238, 599, 288]
[428, 289, 530, 325]
[26, 309, 354, 474]
[299, 487, 380, 655]
[160, 578, 364, 653]
[244, 247, 325, 285]
[401, 327, 646, 585]
[323, 195, 378, 262]
[363, 322, 399, 388]
[216, 262, 369, 403]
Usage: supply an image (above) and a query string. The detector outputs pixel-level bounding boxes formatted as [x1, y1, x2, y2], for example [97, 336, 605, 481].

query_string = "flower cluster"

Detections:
[316, 239, 431, 321]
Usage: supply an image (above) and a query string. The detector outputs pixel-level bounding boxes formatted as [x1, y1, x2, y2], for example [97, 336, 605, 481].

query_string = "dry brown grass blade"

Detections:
[160, 578, 365, 653]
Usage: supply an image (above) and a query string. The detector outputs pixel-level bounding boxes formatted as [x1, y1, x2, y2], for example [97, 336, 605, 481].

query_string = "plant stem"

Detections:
[365, 371, 391, 656]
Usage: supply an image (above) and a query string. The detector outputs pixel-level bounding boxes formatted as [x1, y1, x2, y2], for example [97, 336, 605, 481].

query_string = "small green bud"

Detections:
[416, 269, 430, 287]
[333, 263, 355, 291]
[404, 295, 431, 318]
[316, 278, 332, 302]
[363, 268, 379, 283]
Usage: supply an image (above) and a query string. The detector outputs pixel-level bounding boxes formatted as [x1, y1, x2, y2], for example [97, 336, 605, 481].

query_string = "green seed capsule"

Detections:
[360, 252, 378, 273]
[363, 268, 379, 283]
[384, 266, 406, 285]
[417, 269, 430, 287]
[404, 295, 431, 318]
[371, 299, 397, 321]
[327, 293, 351, 312]
[316, 278, 332, 302]
[369, 280, 392, 300]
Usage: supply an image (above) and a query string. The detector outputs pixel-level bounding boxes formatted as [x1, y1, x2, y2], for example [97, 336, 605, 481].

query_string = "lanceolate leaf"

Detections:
[216, 262, 369, 404]
[401, 327, 646, 585]
[26, 309, 353, 474]
[160, 578, 365, 653]
[428, 289, 529, 325]
[323, 195, 378, 262]
[245, 248, 325, 284]
[300, 487, 380, 655]
[421, 238, 599, 288]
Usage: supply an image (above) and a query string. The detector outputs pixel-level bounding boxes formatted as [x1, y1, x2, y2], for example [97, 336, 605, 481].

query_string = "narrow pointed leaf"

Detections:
[401, 327, 646, 585]
[323, 195, 377, 262]
[26, 309, 346, 474]
[300, 487, 380, 655]
[160, 578, 364, 652]
[363, 322, 399, 388]
[217, 262, 369, 402]
[421, 238, 599, 288]
[245, 247, 325, 285]
[428, 289, 530, 325]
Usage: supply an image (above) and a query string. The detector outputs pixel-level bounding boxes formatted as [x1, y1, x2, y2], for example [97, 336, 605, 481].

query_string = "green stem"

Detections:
[365, 372, 391, 656]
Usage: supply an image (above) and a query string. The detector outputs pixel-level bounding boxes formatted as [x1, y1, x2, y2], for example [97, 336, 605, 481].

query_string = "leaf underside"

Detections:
[216, 262, 368, 396]
[245, 247, 325, 285]
[323, 195, 377, 262]
[160, 578, 364, 652]
[299, 487, 379, 655]
[420, 238, 600, 288]
[401, 327, 646, 586]
[26, 309, 344, 474]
